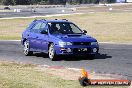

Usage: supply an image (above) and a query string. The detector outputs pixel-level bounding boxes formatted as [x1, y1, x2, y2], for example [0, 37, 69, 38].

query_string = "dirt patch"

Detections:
[35, 65, 125, 81]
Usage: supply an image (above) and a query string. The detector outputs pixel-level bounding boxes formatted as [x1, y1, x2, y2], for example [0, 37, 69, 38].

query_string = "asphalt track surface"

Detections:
[0, 41, 132, 80]
[0, 4, 132, 18]
[0, 7, 75, 18]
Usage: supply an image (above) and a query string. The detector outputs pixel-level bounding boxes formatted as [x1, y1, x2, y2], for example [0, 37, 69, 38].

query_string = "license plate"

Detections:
[78, 48, 87, 51]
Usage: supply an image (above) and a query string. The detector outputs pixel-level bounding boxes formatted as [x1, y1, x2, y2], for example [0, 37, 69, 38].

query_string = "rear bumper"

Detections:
[55, 45, 99, 55]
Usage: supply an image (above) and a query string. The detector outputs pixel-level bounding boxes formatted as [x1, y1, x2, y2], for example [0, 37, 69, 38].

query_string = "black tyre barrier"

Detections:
[79, 77, 91, 86]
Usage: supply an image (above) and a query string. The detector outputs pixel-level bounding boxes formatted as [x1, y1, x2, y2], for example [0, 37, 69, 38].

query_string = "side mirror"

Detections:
[83, 30, 87, 34]
[40, 30, 48, 34]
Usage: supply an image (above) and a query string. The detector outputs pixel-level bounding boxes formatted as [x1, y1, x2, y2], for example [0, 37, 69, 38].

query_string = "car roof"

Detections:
[34, 19, 72, 23]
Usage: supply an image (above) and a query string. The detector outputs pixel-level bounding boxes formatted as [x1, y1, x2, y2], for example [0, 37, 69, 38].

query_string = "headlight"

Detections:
[59, 42, 72, 46]
[91, 42, 98, 46]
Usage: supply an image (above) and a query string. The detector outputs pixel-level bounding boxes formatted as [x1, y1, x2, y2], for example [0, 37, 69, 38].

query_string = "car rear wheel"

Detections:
[23, 40, 33, 56]
[48, 43, 57, 61]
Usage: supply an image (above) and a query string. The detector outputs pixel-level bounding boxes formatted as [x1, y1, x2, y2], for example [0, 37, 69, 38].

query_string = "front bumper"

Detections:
[21, 39, 24, 45]
[55, 45, 99, 55]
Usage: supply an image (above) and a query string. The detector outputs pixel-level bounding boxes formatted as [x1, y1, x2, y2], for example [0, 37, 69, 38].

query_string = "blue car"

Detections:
[21, 19, 99, 60]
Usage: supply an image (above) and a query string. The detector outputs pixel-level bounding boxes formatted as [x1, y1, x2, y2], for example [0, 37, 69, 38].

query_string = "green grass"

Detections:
[0, 61, 128, 88]
[0, 12, 132, 43]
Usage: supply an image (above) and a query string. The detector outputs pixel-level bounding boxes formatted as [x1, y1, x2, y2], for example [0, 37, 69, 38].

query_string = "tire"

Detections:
[48, 43, 57, 61]
[79, 77, 90, 86]
[23, 40, 33, 56]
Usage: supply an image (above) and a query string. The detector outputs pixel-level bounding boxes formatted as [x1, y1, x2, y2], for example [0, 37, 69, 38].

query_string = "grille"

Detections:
[73, 42, 91, 46]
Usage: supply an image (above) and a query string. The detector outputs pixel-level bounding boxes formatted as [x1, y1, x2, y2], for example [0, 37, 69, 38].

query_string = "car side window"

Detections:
[39, 23, 48, 34]
[40, 23, 46, 29]
[31, 22, 42, 33]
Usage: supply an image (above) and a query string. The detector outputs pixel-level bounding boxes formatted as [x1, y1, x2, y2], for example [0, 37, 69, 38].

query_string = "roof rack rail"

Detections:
[42, 19, 46, 21]
[33, 19, 37, 22]
[62, 19, 68, 21]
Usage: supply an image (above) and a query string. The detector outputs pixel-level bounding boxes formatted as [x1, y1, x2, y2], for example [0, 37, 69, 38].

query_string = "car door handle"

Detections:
[36, 36, 39, 38]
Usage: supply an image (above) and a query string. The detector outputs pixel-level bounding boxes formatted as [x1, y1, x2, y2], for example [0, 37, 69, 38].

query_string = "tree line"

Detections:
[0, 0, 116, 5]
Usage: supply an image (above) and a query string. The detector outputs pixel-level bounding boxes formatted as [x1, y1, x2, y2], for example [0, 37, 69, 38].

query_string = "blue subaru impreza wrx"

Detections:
[21, 19, 99, 60]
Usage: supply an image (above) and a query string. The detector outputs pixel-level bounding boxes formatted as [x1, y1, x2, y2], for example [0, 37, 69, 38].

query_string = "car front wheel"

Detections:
[23, 40, 33, 56]
[48, 43, 57, 61]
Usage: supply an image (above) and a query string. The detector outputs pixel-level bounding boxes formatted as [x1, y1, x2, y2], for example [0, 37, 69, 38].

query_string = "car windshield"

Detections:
[48, 22, 83, 34]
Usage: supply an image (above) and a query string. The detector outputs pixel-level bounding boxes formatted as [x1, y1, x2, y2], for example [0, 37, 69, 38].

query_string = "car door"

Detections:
[37, 22, 49, 52]
[29, 21, 42, 51]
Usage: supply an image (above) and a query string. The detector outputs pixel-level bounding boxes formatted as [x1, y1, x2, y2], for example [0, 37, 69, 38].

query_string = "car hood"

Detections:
[50, 34, 97, 42]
